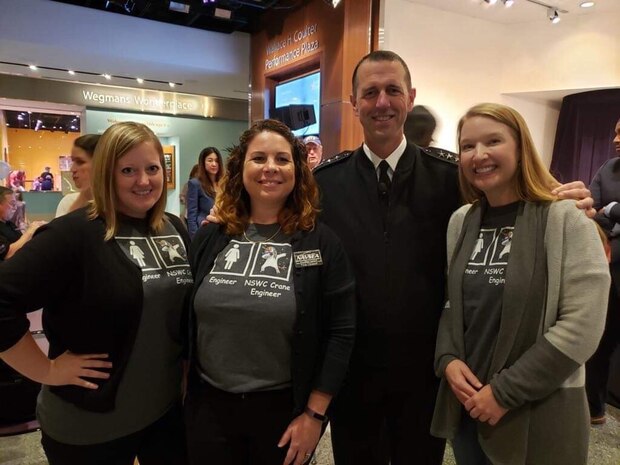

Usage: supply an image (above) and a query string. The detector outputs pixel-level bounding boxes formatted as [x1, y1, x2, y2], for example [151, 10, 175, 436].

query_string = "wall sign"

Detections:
[0, 75, 247, 121]
[264, 23, 320, 71]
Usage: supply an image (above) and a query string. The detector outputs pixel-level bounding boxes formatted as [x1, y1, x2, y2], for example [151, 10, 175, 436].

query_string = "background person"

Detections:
[8, 169, 26, 191]
[404, 105, 459, 163]
[40, 166, 55, 191]
[432, 103, 609, 465]
[0, 122, 191, 465]
[303, 135, 323, 170]
[185, 119, 355, 465]
[586, 116, 620, 424]
[31, 176, 43, 191]
[179, 164, 200, 226]
[404, 105, 436, 148]
[187, 147, 223, 238]
[55, 134, 101, 217]
[0, 186, 45, 261]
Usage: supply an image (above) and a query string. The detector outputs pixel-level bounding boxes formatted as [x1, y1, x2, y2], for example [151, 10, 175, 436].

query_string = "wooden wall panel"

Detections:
[250, 0, 378, 156]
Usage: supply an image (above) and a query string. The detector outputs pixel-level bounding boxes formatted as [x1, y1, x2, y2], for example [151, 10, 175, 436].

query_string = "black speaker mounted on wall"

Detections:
[270, 104, 316, 130]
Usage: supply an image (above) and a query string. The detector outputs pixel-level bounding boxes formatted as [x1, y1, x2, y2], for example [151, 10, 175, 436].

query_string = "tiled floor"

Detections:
[1, 406, 618, 464]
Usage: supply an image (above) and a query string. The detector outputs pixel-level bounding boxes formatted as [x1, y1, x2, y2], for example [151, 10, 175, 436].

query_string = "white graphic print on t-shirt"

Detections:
[466, 226, 514, 286]
[116, 235, 191, 284]
[210, 240, 292, 282]
[468, 227, 514, 267]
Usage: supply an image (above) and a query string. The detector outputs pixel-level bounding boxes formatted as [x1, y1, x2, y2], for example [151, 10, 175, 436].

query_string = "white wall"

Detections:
[382, 0, 620, 167]
[0, 0, 250, 99]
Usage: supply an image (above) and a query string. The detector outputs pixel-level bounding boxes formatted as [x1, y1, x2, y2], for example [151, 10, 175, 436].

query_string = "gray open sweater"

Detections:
[432, 200, 610, 465]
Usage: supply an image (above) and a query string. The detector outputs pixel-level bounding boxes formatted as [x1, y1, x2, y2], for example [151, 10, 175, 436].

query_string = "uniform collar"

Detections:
[362, 136, 407, 173]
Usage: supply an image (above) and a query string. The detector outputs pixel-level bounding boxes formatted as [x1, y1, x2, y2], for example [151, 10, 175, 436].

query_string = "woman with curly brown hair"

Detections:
[185, 119, 356, 465]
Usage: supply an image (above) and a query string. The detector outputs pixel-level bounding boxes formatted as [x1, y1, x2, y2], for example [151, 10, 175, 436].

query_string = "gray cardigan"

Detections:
[432, 200, 610, 465]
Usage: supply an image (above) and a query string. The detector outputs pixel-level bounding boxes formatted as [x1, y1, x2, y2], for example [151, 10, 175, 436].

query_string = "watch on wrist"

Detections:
[304, 406, 328, 423]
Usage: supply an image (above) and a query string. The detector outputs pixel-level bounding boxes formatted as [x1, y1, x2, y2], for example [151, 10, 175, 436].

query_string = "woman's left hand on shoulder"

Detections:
[278, 413, 322, 465]
[464, 384, 508, 426]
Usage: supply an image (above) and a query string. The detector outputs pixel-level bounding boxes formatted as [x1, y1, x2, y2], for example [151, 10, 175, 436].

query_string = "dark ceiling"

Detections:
[4, 111, 81, 133]
[50, 0, 309, 34]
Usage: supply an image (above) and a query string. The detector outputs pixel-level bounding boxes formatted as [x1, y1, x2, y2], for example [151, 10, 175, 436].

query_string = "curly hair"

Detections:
[197, 147, 223, 198]
[457, 103, 560, 204]
[216, 119, 319, 236]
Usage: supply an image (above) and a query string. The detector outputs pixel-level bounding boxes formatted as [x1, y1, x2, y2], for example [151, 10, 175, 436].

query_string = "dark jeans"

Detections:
[330, 366, 445, 465]
[451, 414, 492, 465]
[184, 378, 294, 465]
[586, 280, 620, 417]
[41, 403, 187, 465]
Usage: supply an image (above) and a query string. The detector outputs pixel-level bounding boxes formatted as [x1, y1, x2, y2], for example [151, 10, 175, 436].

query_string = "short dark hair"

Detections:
[352, 50, 412, 96]
[0, 186, 14, 202]
[404, 106, 436, 146]
[74, 134, 101, 157]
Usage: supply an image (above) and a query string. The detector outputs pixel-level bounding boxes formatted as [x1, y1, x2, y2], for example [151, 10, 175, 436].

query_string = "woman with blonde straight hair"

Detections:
[432, 103, 610, 465]
[0, 121, 191, 465]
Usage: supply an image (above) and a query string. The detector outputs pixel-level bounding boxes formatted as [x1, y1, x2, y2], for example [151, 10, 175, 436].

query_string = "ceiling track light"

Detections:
[0, 61, 182, 89]
[516, 1, 568, 23]
[502, 0, 515, 7]
[547, 7, 560, 23]
[483, 0, 498, 4]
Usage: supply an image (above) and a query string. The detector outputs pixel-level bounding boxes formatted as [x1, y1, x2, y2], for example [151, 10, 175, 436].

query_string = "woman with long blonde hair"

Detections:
[432, 103, 609, 465]
[0, 122, 191, 465]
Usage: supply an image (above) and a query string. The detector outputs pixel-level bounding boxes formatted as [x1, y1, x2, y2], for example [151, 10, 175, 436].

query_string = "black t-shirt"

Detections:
[0, 221, 22, 260]
[462, 201, 520, 383]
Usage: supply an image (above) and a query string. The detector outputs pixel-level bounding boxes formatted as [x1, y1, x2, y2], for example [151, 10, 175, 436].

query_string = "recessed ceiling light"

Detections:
[580, 1, 595, 7]
[136, 78, 144, 84]
[169, 82, 176, 88]
[29, 65, 38, 71]
[103, 74, 112, 80]
[68, 70, 75, 75]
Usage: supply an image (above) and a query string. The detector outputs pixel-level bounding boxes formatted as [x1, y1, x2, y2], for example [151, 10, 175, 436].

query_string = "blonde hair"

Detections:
[216, 119, 319, 236]
[457, 103, 560, 204]
[88, 122, 167, 240]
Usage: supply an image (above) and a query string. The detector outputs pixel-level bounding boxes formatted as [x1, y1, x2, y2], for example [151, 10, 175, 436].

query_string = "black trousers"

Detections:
[586, 279, 620, 417]
[184, 379, 294, 465]
[330, 366, 445, 465]
[41, 403, 187, 465]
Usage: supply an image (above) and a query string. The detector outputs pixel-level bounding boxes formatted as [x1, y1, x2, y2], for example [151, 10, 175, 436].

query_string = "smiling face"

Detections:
[350, 59, 415, 157]
[614, 120, 620, 154]
[114, 142, 164, 218]
[70, 145, 93, 190]
[242, 130, 295, 213]
[459, 116, 520, 207]
[204, 152, 220, 179]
